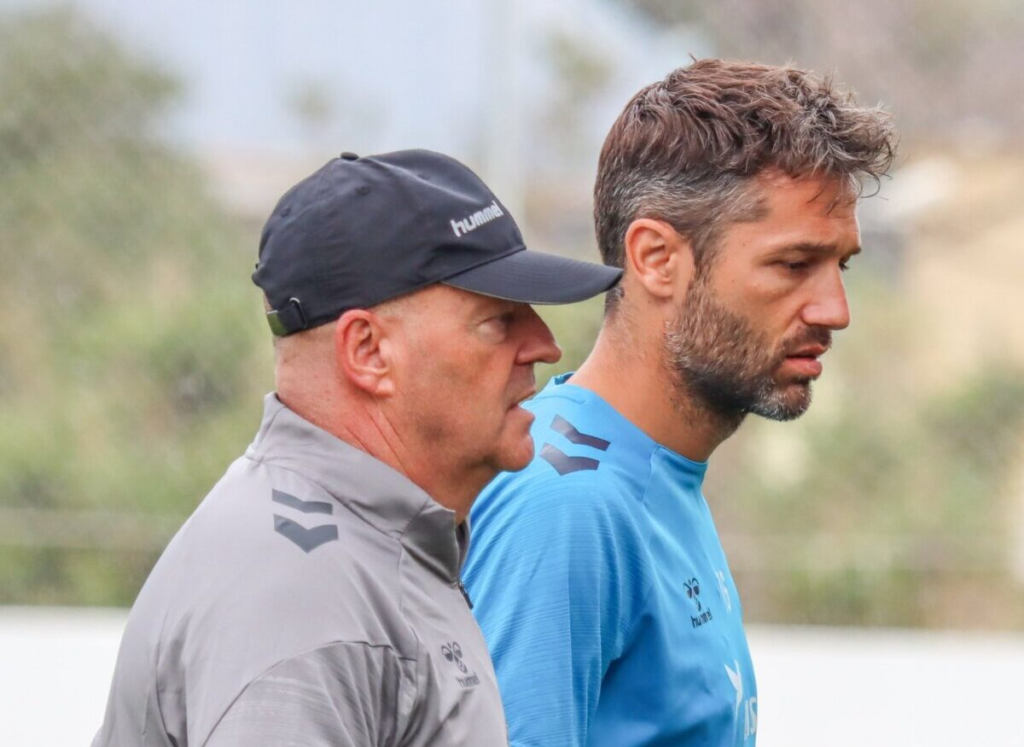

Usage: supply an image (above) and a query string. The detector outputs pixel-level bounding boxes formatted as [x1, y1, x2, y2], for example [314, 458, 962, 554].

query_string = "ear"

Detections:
[623, 219, 695, 301]
[333, 310, 396, 397]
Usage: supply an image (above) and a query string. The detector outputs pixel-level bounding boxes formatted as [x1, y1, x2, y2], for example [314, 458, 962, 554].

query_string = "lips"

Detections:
[780, 333, 831, 379]
[783, 356, 823, 377]
[787, 344, 828, 358]
[509, 388, 536, 409]
[783, 345, 827, 378]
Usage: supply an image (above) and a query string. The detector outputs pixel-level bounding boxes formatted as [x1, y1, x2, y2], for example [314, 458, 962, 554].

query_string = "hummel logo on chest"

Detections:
[442, 641, 481, 688]
[686, 576, 715, 628]
[450, 200, 503, 237]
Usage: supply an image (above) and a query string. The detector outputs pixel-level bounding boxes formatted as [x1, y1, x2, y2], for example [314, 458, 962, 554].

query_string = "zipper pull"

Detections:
[458, 580, 474, 609]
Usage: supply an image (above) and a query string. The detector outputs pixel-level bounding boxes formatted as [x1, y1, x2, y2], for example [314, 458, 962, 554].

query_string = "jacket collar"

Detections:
[246, 394, 466, 582]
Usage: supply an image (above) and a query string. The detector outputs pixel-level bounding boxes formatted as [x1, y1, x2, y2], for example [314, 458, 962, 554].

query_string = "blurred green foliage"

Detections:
[535, 295, 605, 386]
[0, 8, 271, 605]
[1, 7, 1021, 630]
[708, 277, 1024, 629]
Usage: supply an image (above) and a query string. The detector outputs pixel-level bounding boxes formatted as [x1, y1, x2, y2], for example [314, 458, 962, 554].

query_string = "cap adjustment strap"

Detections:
[266, 297, 307, 337]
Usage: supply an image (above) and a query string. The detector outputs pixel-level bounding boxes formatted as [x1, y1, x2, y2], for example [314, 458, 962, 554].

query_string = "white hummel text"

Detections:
[450, 200, 503, 237]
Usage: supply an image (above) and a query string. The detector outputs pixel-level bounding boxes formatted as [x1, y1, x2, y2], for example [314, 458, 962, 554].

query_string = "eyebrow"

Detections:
[468, 295, 516, 318]
[778, 241, 862, 257]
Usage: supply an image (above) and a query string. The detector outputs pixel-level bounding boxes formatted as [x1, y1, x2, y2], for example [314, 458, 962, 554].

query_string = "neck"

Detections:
[570, 319, 741, 463]
[404, 464, 493, 525]
[278, 388, 478, 524]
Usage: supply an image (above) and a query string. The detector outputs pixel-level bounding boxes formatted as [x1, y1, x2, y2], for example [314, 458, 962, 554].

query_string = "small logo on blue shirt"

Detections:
[687, 576, 716, 628]
[685, 577, 702, 611]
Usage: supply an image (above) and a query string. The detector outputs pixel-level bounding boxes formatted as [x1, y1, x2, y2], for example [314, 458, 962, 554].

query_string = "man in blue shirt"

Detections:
[465, 60, 897, 746]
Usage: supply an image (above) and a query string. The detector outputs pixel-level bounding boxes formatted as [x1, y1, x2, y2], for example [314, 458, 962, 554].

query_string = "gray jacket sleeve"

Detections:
[204, 642, 416, 747]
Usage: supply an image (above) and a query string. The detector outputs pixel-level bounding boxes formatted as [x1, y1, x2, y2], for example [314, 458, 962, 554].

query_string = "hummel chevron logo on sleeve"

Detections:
[273, 514, 339, 553]
[540, 415, 609, 476]
[271, 489, 337, 552]
[271, 489, 334, 515]
[551, 415, 610, 450]
[540, 444, 600, 476]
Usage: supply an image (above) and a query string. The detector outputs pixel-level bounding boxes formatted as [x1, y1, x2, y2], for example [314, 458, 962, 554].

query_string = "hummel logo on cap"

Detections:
[450, 200, 504, 238]
[253, 149, 621, 336]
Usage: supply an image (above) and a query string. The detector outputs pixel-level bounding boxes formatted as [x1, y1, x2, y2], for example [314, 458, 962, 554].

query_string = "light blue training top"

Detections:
[465, 373, 758, 746]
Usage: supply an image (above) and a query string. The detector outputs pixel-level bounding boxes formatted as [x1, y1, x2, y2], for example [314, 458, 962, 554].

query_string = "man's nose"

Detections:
[516, 307, 562, 365]
[802, 267, 851, 331]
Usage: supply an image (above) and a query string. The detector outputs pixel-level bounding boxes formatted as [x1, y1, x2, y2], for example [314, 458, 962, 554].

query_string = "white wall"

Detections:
[4, 607, 1021, 746]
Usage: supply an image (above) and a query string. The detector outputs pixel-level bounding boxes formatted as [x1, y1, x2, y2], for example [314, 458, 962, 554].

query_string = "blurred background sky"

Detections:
[1, 0, 1022, 743]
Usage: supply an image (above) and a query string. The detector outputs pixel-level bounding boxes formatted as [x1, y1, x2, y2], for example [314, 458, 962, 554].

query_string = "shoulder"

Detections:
[473, 393, 652, 538]
[469, 464, 643, 582]
[151, 455, 414, 662]
[466, 389, 657, 603]
[187, 454, 399, 571]
[467, 404, 654, 588]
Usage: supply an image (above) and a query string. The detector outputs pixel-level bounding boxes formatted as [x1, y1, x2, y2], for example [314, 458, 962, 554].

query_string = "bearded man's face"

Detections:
[661, 173, 860, 422]
[664, 274, 832, 421]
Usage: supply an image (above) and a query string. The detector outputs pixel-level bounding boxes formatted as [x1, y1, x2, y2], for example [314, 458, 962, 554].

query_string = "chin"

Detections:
[493, 436, 536, 474]
[753, 384, 813, 422]
[498, 408, 536, 469]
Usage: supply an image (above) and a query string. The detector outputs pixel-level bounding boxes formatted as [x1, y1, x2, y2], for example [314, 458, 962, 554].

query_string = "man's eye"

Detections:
[839, 259, 852, 272]
[480, 313, 512, 337]
[781, 260, 810, 272]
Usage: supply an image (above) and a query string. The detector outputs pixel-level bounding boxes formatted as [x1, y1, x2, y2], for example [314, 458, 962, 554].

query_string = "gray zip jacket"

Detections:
[93, 394, 508, 746]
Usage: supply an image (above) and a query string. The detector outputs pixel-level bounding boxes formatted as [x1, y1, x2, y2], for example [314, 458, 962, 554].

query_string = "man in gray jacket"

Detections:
[93, 149, 621, 746]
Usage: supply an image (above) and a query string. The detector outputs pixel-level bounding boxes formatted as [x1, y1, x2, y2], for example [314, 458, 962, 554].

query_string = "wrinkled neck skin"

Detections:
[570, 312, 741, 464]
[276, 359, 479, 525]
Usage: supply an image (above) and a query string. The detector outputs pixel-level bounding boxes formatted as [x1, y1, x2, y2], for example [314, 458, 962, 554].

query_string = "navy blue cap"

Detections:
[253, 149, 621, 336]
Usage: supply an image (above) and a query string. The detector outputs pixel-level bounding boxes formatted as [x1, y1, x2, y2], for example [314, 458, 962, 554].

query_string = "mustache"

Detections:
[781, 326, 833, 356]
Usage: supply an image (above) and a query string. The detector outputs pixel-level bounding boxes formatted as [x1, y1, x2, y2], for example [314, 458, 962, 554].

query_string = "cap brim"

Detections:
[443, 250, 622, 305]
